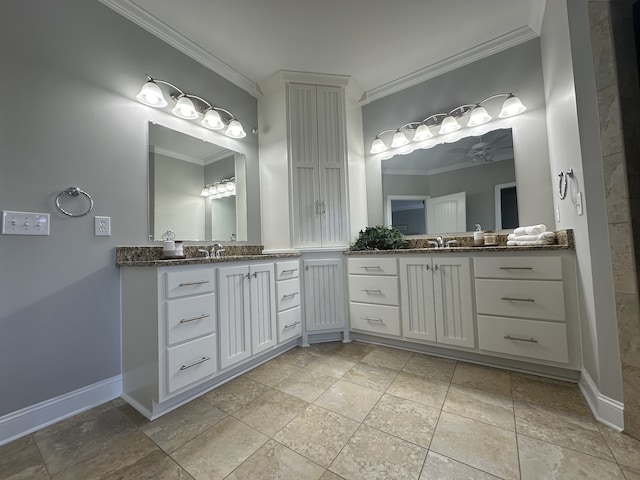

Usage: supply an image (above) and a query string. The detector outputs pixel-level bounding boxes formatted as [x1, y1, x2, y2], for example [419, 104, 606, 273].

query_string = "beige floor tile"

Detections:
[402, 353, 457, 383]
[275, 369, 336, 402]
[621, 465, 640, 480]
[0, 435, 50, 480]
[274, 405, 359, 468]
[387, 372, 450, 409]
[202, 376, 269, 414]
[53, 430, 159, 480]
[225, 440, 325, 480]
[341, 362, 398, 391]
[314, 380, 382, 422]
[140, 398, 227, 453]
[305, 342, 342, 356]
[233, 388, 308, 436]
[515, 400, 614, 461]
[361, 345, 412, 370]
[419, 451, 502, 480]
[306, 355, 356, 378]
[329, 424, 427, 480]
[171, 416, 268, 480]
[364, 394, 440, 447]
[34, 403, 137, 476]
[518, 435, 625, 479]
[443, 384, 515, 431]
[244, 359, 302, 387]
[330, 341, 375, 361]
[430, 411, 519, 480]
[115, 402, 149, 428]
[451, 363, 512, 396]
[277, 346, 325, 368]
[320, 471, 345, 480]
[599, 425, 640, 470]
[511, 374, 591, 417]
[100, 449, 191, 480]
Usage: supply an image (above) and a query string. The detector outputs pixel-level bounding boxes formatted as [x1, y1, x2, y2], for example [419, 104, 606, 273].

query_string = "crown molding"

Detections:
[361, 26, 539, 105]
[98, 0, 260, 98]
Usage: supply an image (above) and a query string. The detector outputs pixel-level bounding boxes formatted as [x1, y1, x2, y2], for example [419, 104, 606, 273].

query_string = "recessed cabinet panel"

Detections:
[165, 268, 215, 299]
[348, 275, 399, 306]
[250, 264, 277, 355]
[474, 256, 562, 280]
[348, 257, 398, 276]
[277, 306, 302, 343]
[350, 302, 401, 337]
[399, 258, 437, 342]
[218, 265, 252, 369]
[276, 261, 300, 281]
[277, 278, 301, 312]
[166, 334, 217, 394]
[166, 293, 216, 346]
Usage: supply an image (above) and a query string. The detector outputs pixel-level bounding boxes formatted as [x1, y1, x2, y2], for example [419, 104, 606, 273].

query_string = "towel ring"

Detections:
[55, 187, 94, 217]
[558, 168, 573, 200]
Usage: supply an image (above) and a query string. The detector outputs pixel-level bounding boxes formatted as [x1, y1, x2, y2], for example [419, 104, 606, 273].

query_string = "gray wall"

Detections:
[0, 0, 259, 415]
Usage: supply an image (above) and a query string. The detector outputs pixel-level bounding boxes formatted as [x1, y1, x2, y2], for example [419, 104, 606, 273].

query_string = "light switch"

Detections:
[95, 216, 111, 236]
[2, 210, 50, 235]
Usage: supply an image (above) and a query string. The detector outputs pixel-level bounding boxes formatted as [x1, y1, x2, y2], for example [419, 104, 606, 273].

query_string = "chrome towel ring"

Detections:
[558, 168, 574, 200]
[55, 187, 94, 217]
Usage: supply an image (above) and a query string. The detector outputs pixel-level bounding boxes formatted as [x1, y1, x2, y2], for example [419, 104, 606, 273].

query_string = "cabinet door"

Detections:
[304, 258, 346, 332]
[289, 84, 322, 248]
[218, 265, 252, 369]
[316, 86, 348, 247]
[250, 263, 277, 355]
[399, 257, 437, 342]
[432, 257, 475, 348]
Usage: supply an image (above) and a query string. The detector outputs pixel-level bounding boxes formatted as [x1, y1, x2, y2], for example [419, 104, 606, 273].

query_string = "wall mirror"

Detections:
[148, 122, 247, 242]
[383, 128, 518, 234]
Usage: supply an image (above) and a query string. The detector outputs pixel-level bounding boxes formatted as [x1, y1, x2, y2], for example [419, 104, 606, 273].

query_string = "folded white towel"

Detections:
[507, 232, 556, 246]
[507, 232, 556, 242]
[513, 224, 547, 236]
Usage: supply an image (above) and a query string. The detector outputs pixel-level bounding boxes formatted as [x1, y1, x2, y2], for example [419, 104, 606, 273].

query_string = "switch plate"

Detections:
[555, 204, 561, 223]
[95, 216, 111, 236]
[576, 192, 584, 216]
[2, 210, 50, 235]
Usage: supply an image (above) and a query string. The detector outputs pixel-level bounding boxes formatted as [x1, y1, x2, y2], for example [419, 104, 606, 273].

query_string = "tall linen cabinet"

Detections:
[258, 71, 367, 341]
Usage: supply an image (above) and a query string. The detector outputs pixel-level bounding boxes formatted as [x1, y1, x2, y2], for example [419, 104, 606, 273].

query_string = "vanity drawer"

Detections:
[165, 268, 215, 299]
[166, 333, 217, 394]
[276, 278, 301, 312]
[276, 261, 300, 281]
[477, 315, 568, 363]
[348, 257, 398, 276]
[350, 302, 401, 337]
[277, 307, 302, 343]
[166, 294, 216, 346]
[349, 275, 399, 306]
[474, 256, 562, 280]
[475, 279, 565, 321]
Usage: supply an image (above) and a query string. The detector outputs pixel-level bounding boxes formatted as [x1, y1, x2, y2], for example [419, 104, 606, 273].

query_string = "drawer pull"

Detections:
[361, 266, 383, 270]
[362, 288, 383, 294]
[363, 316, 384, 323]
[178, 280, 210, 287]
[504, 335, 539, 343]
[281, 268, 298, 274]
[282, 292, 299, 299]
[498, 267, 533, 270]
[284, 320, 301, 329]
[501, 296, 535, 302]
[180, 356, 211, 371]
[179, 313, 210, 324]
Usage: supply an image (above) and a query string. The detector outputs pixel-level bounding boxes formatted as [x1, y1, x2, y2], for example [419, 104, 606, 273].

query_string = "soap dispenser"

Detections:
[474, 224, 484, 246]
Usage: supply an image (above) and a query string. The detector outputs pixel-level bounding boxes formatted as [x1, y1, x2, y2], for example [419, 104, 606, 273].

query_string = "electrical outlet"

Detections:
[576, 192, 584, 216]
[95, 216, 111, 236]
[2, 210, 50, 235]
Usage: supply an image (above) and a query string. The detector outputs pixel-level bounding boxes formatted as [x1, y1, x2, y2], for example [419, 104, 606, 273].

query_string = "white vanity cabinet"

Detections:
[218, 262, 277, 369]
[121, 265, 218, 418]
[474, 255, 579, 367]
[399, 256, 474, 348]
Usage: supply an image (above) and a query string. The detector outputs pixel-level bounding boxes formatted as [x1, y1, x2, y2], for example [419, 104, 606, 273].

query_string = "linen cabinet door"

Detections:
[249, 263, 277, 355]
[399, 257, 436, 342]
[432, 257, 475, 348]
[218, 265, 251, 369]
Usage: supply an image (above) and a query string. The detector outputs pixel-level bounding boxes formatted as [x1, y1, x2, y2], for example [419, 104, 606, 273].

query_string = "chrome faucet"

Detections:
[211, 243, 226, 258]
[436, 236, 444, 248]
[445, 239, 457, 248]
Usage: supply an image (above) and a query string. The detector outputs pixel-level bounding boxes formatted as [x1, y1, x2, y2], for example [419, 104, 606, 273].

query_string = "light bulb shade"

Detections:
[202, 109, 225, 130]
[136, 81, 168, 108]
[200, 187, 210, 197]
[412, 124, 433, 142]
[391, 130, 409, 148]
[226, 119, 246, 138]
[172, 96, 198, 119]
[370, 137, 387, 154]
[217, 183, 227, 193]
[499, 95, 526, 118]
[226, 181, 235, 192]
[467, 106, 492, 127]
[439, 116, 461, 135]
[208, 185, 218, 195]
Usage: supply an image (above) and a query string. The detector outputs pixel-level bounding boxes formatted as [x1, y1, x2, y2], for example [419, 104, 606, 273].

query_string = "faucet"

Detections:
[445, 239, 457, 248]
[211, 243, 226, 258]
[436, 236, 444, 248]
[198, 249, 211, 258]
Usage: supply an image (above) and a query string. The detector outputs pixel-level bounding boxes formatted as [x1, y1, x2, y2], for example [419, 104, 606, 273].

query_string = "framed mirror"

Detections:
[383, 128, 517, 234]
[148, 123, 247, 242]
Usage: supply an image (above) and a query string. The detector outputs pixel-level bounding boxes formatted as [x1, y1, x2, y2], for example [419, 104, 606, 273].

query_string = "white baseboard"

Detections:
[579, 369, 624, 431]
[0, 375, 122, 446]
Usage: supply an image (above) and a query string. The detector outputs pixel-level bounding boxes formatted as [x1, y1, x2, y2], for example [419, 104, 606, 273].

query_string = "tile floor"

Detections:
[3, 341, 640, 479]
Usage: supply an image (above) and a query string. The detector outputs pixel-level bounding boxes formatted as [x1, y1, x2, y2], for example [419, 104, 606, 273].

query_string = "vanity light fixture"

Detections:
[200, 177, 236, 199]
[136, 75, 254, 138]
[369, 92, 526, 155]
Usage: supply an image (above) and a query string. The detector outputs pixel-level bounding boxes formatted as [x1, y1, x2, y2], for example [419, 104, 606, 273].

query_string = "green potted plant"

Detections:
[350, 226, 407, 251]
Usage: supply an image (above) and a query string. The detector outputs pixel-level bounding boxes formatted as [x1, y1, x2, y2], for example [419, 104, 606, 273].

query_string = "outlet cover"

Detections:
[95, 216, 111, 236]
[2, 210, 50, 235]
[576, 192, 584, 216]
